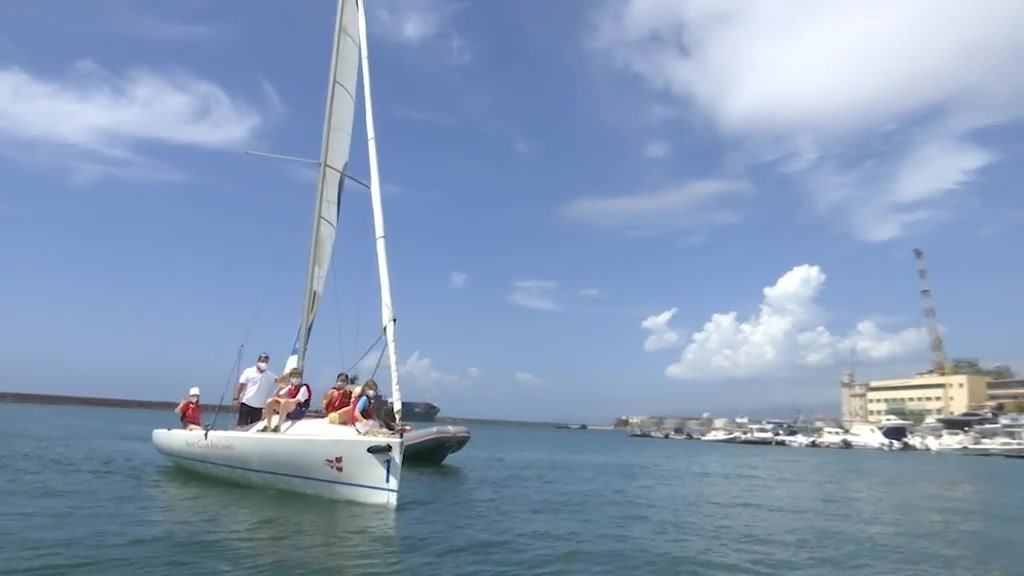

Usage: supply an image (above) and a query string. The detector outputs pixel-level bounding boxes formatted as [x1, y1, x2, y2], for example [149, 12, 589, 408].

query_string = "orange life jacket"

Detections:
[325, 388, 352, 414]
[180, 402, 202, 426]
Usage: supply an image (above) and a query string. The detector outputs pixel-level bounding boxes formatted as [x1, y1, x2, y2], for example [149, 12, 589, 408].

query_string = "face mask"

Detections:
[290, 377, 300, 385]
[189, 396, 199, 403]
[257, 362, 268, 371]
[366, 390, 376, 398]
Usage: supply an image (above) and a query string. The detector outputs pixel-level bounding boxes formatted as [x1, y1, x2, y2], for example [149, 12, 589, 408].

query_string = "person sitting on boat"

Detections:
[346, 380, 410, 434]
[349, 380, 380, 433]
[174, 387, 204, 431]
[260, 367, 312, 432]
[323, 373, 353, 419]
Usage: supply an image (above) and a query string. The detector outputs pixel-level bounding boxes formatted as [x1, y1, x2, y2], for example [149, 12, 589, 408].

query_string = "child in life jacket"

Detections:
[174, 387, 204, 431]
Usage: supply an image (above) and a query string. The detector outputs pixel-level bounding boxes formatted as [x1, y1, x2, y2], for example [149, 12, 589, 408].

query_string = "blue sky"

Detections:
[2, 0, 1023, 423]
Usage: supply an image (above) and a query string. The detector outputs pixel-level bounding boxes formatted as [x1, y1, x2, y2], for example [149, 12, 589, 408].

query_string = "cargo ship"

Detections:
[376, 400, 441, 422]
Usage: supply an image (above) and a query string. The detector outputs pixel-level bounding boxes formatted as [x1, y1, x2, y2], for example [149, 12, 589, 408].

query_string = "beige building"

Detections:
[987, 378, 1024, 405]
[864, 373, 989, 422]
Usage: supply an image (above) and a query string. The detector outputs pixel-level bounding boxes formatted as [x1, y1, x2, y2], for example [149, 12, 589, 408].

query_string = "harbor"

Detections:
[611, 356, 1024, 459]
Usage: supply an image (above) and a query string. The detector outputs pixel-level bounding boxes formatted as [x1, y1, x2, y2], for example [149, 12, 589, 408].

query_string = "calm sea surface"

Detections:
[2, 403, 1022, 575]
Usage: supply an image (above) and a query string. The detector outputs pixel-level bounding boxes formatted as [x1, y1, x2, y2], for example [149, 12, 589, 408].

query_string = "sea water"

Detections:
[2, 403, 1022, 575]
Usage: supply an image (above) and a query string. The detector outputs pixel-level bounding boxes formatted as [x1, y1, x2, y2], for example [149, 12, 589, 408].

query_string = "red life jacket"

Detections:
[285, 383, 313, 409]
[347, 395, 376, 425]
[180, 402, 202, 426]
[325, 388, 352, 414]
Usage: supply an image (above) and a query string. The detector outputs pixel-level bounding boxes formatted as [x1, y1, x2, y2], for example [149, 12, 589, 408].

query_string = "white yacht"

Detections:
[813, 427, 853, 448]
[847, 424, 901, 450]
[700, 429, 738, 442]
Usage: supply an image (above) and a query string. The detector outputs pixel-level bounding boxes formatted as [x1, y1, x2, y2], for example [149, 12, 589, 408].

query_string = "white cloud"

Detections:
[643, 140, 670, 158]
[510, 280, 560, 311]
[368, 0, 469, 64]
[515, 371, 543, 385]
[351, 350, 468, 388]
[590, 1, 1024, 242]
[559, 179, 750, 236]
[0, 60, 264, 181]
[641, 307, 682, 351]
[661, 265, 927, 380]
[449, 270, 468, 289]
[577, 288, 607, 298]
[466, 367, 480, 379]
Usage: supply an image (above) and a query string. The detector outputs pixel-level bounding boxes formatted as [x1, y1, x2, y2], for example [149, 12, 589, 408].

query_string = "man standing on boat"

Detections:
[233, 352, 277, 427]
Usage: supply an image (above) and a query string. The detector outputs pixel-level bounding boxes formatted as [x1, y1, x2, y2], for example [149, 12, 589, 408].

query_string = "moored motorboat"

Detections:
[700, 429, 738, 442]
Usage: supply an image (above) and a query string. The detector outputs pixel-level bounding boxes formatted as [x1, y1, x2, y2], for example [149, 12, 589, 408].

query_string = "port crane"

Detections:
[912, 248, 953, 415]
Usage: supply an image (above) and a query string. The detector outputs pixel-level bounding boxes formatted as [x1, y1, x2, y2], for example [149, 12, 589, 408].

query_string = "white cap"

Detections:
[189, 387, 201, 396]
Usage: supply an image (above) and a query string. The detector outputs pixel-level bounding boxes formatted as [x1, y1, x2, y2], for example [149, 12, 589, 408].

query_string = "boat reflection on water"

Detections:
[150, 467, 399, 574]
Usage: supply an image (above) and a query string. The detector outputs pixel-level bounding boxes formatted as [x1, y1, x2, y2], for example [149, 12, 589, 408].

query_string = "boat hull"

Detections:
[152, 417, 403, 508]
[403, 425, 470, 466]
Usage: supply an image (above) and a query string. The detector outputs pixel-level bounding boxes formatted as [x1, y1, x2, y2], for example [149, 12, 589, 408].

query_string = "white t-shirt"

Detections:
[238, 366, 278, 407]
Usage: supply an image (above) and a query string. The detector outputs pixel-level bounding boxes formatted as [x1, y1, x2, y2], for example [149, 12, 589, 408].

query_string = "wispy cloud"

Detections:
[514, 371, 543, 385]
[589, 0, 1024, 242]
[642, 140, 670, 159]
[117, 14, 218, 41]
[510, 280, 560, 311]
[559, 179, 751, 236]
[449, 270, 468, 289]
[577, 288, 607, 298]
[367, 0, 469, 65]
[0, 60, 265, 182]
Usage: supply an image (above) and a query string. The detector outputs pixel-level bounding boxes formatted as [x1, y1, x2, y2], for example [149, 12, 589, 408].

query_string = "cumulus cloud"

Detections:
[449, 270, 468, 289]
[641, 307, 682, 351]
[0, 60, 264, 181]
[559, 179, 750, 236]
[515, 371, 543, 385]
[353, 350, 469, 388]
[661, 265, 927, 379]
[590, 1, 1024, 242]
[510, 280, 560, 311]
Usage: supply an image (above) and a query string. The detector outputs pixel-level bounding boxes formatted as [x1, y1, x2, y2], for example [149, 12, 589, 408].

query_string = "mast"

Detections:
[356, 0, 403, 423]
[292, 0, 361, 373]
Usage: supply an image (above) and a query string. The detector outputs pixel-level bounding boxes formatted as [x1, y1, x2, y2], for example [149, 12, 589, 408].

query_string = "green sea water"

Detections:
[2, 403, 1022, 575]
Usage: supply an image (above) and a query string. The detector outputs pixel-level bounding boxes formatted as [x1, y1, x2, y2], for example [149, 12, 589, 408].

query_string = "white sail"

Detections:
[356, 0, 402, 421]
[285, 0, 361, 375]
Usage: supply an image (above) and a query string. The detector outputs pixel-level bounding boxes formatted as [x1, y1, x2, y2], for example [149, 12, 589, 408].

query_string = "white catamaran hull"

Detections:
[152, 417, 403, 508]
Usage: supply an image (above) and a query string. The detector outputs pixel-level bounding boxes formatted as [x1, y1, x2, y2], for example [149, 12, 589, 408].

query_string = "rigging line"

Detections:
[206, 343, 246, 437]
[345, 328, 386, 374]
[370, 340, 388, 380]
[331, 255, 345, 364]
[351, 194, 369, 367]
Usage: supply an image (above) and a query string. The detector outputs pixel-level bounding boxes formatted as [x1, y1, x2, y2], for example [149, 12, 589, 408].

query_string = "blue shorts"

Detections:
[286, 407, 308, 421]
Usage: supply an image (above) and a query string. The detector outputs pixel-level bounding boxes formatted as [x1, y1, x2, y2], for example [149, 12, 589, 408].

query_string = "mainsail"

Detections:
[285, 0, 361, 375]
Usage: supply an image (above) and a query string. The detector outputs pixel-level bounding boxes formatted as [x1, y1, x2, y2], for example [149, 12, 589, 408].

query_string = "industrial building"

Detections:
[839, 249, 1020, 428]
[841, 369, 1019, 428]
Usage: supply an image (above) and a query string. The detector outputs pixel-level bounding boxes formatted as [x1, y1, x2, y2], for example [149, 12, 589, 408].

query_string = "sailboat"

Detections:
[152, 0, 408, 508]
